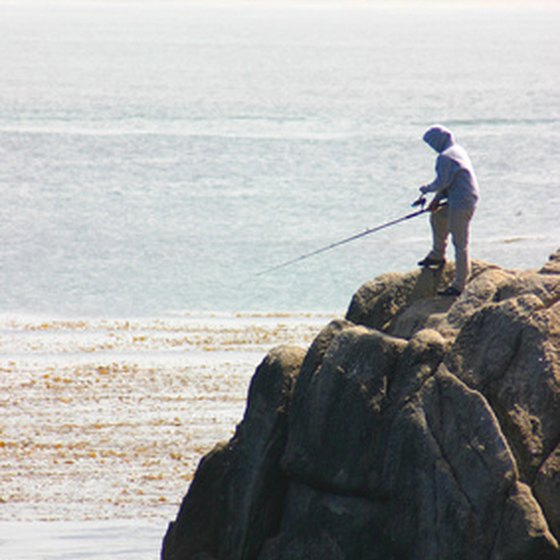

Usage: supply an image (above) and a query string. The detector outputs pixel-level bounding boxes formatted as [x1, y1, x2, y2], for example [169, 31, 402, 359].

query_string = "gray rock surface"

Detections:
[162, 345, 305, 560]
[540, 248, 560, 275]
[162, 250, 560, 560]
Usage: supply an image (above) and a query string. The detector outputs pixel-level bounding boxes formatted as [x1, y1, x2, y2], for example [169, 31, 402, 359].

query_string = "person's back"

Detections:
[437, 143, 479, 210]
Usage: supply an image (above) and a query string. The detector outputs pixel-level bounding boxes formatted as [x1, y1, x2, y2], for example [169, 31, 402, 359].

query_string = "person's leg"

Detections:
[449, 207, 475, 291]
[427, 205, 449, 261]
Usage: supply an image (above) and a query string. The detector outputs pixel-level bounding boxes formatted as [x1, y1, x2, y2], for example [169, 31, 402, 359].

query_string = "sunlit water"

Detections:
[1, 1, 559, 317]
[0, 311, 332, 558]
[1, 1, 560, 558]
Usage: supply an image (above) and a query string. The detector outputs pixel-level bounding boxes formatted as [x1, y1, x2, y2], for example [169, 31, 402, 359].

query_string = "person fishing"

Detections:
[257, 125, 479, 282]
[417, 125, 479, 296]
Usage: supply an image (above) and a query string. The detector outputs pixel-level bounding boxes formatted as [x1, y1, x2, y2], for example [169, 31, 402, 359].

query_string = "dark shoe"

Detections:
[438, 286, 462, 297]
[418, 256, 445, 268]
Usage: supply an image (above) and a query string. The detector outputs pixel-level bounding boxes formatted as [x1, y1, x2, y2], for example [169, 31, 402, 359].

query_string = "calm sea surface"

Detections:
[0, 2, 559, 558]
[1, 1, 559, 317]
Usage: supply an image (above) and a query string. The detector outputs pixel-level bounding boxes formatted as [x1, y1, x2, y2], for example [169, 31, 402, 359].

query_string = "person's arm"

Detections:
[419, 155, 455, 211]
[419, 155, 455, 198]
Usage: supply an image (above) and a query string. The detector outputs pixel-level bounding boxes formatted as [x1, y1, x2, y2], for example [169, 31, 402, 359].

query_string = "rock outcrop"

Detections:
[162, 250, 560, 560]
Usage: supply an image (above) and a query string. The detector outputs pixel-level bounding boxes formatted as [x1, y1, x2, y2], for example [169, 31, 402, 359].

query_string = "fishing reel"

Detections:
[411, 195, 427, 209]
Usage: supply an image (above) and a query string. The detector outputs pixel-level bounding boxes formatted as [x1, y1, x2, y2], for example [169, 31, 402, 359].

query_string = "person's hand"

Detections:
[428, 198, 441, 212]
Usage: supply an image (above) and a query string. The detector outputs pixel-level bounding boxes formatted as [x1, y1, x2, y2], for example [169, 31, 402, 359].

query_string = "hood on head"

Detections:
[423, 125, 454, 153]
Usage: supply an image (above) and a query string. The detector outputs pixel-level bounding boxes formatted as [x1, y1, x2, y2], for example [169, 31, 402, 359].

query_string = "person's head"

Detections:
[423, 125, 454, 153]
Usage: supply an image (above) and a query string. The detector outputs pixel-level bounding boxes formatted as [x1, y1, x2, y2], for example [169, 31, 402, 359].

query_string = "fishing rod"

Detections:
[256, 196, 428, 276]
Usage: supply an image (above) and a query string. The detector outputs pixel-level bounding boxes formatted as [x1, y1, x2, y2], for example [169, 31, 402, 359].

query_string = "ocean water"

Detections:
[1, 2, 560, 558]
[0, 311, 331, 558]
[1, 1, 559, 317]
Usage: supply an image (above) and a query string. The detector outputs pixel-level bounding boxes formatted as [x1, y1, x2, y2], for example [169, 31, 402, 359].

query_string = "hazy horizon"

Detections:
[1, 0, 559, 7]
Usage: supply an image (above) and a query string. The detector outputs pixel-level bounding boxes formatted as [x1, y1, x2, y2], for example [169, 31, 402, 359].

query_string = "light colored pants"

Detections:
[427, 205, 475, 291]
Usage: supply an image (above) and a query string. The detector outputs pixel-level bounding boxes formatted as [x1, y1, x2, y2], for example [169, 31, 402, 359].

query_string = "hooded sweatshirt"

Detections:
[422, 125, 479, 210]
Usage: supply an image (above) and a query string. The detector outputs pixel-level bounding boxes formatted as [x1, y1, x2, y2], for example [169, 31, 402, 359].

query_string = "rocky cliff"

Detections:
[162, 250, 560, 560]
